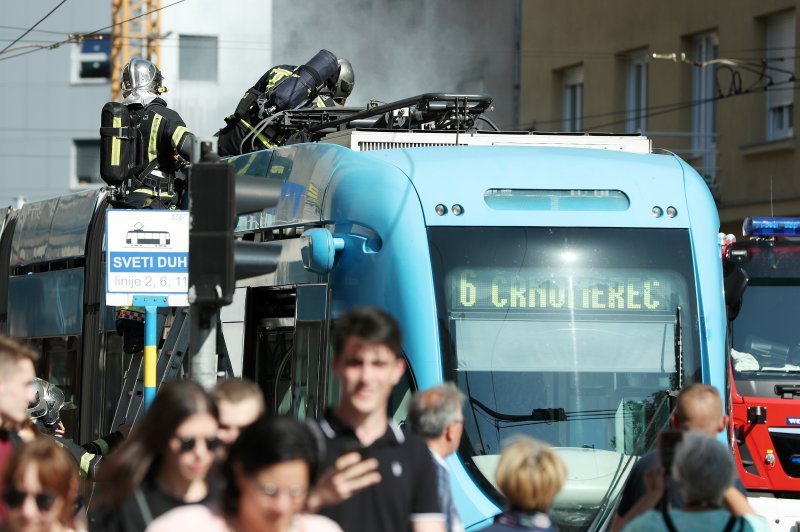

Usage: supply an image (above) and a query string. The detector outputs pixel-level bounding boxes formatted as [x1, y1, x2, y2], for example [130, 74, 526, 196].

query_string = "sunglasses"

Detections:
[175, 436, 222, 453]
[3, 489, 57, 511]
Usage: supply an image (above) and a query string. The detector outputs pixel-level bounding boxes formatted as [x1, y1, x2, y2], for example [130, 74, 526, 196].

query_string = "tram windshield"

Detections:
[428, 227, 701, 530]
[731, 284, 800, 377]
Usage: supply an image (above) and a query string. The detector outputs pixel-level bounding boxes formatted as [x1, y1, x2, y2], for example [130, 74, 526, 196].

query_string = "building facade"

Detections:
[520, 1, 799, 234]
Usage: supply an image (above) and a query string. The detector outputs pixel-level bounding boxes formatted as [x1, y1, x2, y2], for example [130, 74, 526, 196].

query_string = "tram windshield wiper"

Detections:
[468, 397, 565, 423]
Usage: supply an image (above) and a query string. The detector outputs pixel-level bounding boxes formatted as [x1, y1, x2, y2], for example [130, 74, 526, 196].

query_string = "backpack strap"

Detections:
[296, 63, 323, 89]
[722, 514, 741, 532]
[661, 506, 679, 532]
[233, 87, 263, 119]
[133, 486, 153, 527]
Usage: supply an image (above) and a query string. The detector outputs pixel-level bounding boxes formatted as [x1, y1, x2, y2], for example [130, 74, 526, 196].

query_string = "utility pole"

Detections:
[111, 0, 161, 101]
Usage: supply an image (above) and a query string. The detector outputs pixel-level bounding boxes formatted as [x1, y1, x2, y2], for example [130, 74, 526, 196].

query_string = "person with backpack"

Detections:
[99, 58, 196, 351]
[622, 433, 769, 532]
[216, 50, 354, 157]
[101, 58, 195, 210]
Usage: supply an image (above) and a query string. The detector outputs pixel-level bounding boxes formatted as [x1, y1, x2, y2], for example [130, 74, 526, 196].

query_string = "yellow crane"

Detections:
[110, 0, 161, 100]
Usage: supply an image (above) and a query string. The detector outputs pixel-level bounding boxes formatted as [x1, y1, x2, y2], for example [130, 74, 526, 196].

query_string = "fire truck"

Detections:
[723, 217, 800, 524]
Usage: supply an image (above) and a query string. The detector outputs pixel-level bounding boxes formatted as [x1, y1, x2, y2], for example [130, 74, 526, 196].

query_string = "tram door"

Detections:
[244, 284, 331, 421]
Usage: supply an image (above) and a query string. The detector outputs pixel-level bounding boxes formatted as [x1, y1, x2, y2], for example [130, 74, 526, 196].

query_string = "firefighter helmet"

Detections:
[333, 58, 355, 104]
[121, 58, 165, 105]
[27, 378, 75, 427]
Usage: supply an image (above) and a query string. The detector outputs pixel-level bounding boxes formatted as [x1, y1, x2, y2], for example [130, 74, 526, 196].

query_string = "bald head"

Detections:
[673, 384, 726, 437]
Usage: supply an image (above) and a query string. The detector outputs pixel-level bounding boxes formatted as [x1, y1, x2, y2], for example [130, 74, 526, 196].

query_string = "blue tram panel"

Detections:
[226, 133, 725, 531]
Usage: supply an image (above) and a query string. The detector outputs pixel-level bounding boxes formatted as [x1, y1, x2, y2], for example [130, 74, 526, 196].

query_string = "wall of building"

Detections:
[0, 0, 110, 205]
[520, 0, 800, 231]
[159, 0, 272, 142]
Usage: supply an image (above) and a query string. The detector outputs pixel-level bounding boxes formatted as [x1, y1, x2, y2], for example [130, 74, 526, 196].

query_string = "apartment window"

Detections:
[563, 66, 584, 132]
[766, 11, 795, 140]
[692, 32, 718, 181]
[75, 140, 101, 185]
[72, 35, 111, 82]
[626, 50, 649, 133]
[179, 35, 218, 81]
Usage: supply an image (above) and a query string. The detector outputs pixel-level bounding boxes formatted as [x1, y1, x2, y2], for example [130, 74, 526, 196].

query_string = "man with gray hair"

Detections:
[622, 433, 769, 531]
[408, 383, 466, 532]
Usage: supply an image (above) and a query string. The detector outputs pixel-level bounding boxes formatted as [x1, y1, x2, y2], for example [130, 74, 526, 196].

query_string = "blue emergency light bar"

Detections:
[743, 217, 800, 237]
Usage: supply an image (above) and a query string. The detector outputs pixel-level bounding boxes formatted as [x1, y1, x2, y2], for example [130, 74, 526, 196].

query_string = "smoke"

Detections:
[272, 0, 516, 128]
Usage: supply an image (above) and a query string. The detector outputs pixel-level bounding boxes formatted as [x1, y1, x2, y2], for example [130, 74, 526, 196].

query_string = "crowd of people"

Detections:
[0, 307, 774, 532]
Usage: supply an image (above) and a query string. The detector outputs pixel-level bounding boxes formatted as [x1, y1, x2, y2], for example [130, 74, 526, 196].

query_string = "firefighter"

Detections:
[111, 59, 196, 348]
[115, 58, 195, 210]
[216, 56, 355, 157]
[27, 378, 128, 480]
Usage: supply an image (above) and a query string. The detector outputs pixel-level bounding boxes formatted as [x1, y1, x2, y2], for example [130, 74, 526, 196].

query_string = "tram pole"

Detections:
[189, 306, 219, 390]
[187, 144, 234, 390]
[133, 295, 169, 410]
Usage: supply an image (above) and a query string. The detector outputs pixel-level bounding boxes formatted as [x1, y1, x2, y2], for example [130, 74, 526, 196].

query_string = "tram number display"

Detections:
[449, 268, 682, 312]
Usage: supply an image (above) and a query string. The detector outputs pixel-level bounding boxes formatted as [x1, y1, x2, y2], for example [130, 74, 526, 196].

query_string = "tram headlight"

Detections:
[652, 206, 663, 218]
[435, 204, 447, 216]
[451, 204, 464, 216]
[666, 206, 678, 218]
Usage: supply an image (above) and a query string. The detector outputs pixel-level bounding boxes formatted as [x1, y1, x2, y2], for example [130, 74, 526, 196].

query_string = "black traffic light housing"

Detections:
[188, 144, 284, 309]
[189, 158, 236, 307]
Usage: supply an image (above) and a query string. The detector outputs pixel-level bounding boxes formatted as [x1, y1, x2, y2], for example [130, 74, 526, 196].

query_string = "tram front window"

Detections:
[428, 227, 701, 530]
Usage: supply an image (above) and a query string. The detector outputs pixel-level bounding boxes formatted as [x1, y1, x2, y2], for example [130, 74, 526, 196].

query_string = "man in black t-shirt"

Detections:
[308, 307, 445, 532]
[612, 384, 753, 531]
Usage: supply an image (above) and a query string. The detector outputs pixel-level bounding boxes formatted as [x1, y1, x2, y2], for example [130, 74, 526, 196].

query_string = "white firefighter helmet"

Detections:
[333, 58, 355, 103]
[121, 58, 165, 106]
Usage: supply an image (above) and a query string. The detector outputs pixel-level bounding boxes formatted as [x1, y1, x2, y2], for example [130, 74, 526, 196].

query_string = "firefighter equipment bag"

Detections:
[269, 49, 338, 111]
[233, 49, 339, 120]
[99, 101, 143, 186]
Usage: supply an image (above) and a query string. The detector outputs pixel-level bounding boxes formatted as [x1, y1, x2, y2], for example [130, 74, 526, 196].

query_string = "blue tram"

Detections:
[0, 95, 726, 530]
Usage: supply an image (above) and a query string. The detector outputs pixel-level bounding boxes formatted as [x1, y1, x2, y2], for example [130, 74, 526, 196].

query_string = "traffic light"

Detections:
[188, 150, 284, 308]
[188, 160, 236, 306]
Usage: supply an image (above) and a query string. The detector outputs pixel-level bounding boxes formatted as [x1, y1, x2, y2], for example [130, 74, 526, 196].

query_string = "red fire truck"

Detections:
[723, 217, 800, 502]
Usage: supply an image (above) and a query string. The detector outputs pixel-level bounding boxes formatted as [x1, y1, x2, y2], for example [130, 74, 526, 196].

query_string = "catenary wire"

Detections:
[0, 0, 69, 56]
[0, 0, 187, 62]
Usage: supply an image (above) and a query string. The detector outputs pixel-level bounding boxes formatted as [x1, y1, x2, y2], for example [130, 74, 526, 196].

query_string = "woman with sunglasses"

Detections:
[2, 437, 79, 532]
[147, 416, 341, 532]
[90, 380, 221, 532]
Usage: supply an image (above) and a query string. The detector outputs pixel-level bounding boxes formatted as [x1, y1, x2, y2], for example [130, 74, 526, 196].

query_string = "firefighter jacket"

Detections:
[217, 65, 336, 157]
[49, 429, 125, 481]
[129, 97, 193, 186]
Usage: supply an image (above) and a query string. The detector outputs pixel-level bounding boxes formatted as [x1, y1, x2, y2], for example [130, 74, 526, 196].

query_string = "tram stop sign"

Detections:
[105, 209, 190, 307]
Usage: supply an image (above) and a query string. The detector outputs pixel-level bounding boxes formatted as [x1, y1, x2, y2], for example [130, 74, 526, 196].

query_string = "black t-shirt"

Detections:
[615, 449, 748, 518]
[89, 475, 217, 532]
[314, 411, 444, 532]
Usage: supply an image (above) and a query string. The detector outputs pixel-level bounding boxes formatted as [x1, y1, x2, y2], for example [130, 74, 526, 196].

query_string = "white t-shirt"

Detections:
[145, 503, 343, 532]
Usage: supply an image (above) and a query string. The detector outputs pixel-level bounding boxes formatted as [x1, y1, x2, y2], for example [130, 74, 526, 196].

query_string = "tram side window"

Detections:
[255, 326, 294, 416]
[101, 332, 126, 434]
[31, 336, 81, 441]
[292, 321, 328, 421]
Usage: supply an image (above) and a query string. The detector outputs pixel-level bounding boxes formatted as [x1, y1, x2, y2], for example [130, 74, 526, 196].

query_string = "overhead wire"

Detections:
[0, 0, 69, 56]
[0, 0, 188, 62]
